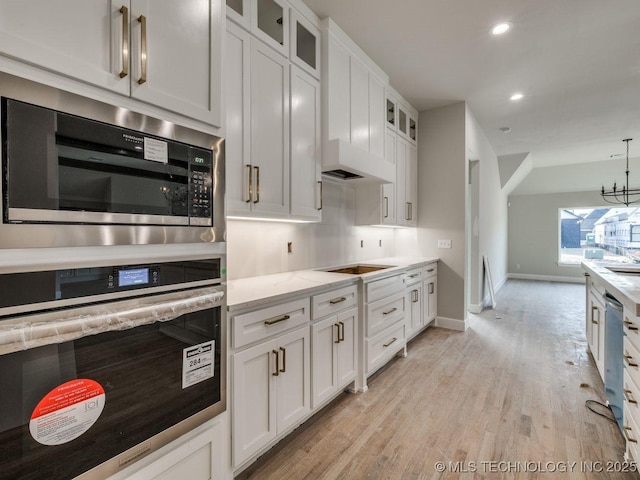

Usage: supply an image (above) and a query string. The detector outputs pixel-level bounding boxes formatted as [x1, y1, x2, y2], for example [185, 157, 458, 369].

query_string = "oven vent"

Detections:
[322, 169, 364, 180]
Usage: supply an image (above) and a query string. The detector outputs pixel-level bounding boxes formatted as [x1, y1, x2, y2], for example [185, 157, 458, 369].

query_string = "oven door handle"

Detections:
[0, 286, 225, 355]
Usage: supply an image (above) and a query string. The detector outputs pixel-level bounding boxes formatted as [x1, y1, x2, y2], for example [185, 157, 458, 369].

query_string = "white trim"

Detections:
[508, 273, 585, 284]
[435, 316, 467, 331]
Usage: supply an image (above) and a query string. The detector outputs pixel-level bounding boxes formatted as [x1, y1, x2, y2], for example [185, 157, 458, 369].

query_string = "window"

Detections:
[559, 207, 640, 265]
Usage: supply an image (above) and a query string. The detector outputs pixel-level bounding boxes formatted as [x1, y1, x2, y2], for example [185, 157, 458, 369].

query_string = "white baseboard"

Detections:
[468, 303, 483, 314]
[508, 273, 585, 284]
[435, 316, 467, 331]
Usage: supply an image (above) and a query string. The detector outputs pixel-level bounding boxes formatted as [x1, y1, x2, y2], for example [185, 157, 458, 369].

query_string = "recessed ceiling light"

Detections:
[491, 22, 512, 35]
[510, 93, 524, 101]
[499, 126, 511, 133]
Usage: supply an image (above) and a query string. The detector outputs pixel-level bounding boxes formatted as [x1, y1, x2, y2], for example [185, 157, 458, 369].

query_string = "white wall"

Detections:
[465, 106, 508, 307]
[507, 190, 605, 280]
[226, 180, 396, 279]
[396, 102, 467, 323]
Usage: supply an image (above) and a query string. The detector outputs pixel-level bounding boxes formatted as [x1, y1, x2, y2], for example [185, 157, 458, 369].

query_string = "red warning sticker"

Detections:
[29, 379, 106, 446]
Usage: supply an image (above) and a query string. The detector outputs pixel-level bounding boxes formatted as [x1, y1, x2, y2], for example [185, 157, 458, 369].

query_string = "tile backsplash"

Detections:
[227, 180, 404, 279]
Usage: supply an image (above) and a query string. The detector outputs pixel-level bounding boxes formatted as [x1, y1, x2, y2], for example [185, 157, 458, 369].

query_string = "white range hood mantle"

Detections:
[321, 139, 395, 183]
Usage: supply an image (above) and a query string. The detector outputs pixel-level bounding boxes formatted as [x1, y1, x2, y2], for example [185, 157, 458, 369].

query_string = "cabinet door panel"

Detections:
[368, 73, 385, 158]
[0, 0, 128, 95]
[326, 37, 351, 143]
[311, 317, 338, 408]
[250, 39, 290, 215]
[276, 327, 310, 433]
[395, 138, 408, 225]
[130, 0, 222, 126]
[225, 23, 252, 213]
[290, 66, 321, 219]
[336, 308, 357, 386]
[232, 340, 277, 466]
[349, 56, 369, 152]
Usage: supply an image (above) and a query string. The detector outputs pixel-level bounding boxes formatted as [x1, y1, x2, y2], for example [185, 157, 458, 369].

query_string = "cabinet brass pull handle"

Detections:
[625, 354, 638, 367]
[329, 296, 347, 305]
[253, 166, 260, 203]
[409, 273, 419, 279]
[383, 337, 397, 348]
[625, 426, 638, 443]
[137, 15, 147, 85]
[119, 6, 129, 78]
[279, 346, 286, 373]
[409, 202, 413, 221]
[382, 307, 398, 316]
[428, 282, 435, 295]
[406, 202, 411, 221]
[246, 165, 253, 203]
[264, 314, 290, 326]
[272, 349, 280, 376]
[338, 321, 345, 342]
[427, 268, 435, 273]
[412, 289, 419, 303]
[624, 389, 638, 404]
[624, 320, 639, 331]
[334, 323, 340, 344]
[591, 306, 599, 324]
[383, 196, 389, 218]
[317, 181, 323, 210]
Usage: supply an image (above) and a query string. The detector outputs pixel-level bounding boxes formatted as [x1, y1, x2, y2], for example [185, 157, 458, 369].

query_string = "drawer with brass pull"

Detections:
[312, 284, 358, 320]
[624, 337, 640, 392]
[366, 292, 406, 336]
[366, 322, 405, 374]
[625, 313, 640, 353]
[423, 263, 438, 278]
[232, 297, 310, 348]
[624, 402, 640, 460]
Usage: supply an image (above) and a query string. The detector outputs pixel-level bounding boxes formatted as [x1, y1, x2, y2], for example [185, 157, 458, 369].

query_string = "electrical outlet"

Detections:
[437, 239, 452, 249]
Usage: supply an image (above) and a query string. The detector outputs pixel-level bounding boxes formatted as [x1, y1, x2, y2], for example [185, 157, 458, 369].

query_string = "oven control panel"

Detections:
[109, 265, 161, 290]
[0, 258, 222, 316]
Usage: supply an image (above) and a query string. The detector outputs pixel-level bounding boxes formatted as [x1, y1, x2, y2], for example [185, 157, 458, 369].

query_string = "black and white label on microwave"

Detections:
[144, 137, 168, 163]
[182, 340, 215, 389]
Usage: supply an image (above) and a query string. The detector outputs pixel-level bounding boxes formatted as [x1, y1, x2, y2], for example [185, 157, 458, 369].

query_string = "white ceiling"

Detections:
[302, 0, 640, 193]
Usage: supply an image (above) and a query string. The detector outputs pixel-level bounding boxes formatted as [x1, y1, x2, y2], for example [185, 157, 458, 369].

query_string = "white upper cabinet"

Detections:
[252, 0, 289, 56]
[290, 10, 320, 79]
[0, 1, 126, 94]
[225, 0, 322, 222]
[290, 66, 322, 220]
[0, 0, 223, 127]
[249, 39, 290, 216]
[321, 18, 391, 180]
[129, 0, 222, 126]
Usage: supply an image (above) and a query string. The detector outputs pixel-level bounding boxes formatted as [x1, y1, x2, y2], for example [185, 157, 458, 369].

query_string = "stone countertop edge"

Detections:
[227, 256, 439, 312]
[582, 260, 640, 316]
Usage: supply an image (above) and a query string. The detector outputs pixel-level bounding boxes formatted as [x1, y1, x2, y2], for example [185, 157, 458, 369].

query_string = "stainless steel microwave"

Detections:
[0, 72, 225, 248]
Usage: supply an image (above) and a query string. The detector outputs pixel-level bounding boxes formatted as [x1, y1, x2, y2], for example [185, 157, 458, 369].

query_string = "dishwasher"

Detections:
[604, 292, 624, 433]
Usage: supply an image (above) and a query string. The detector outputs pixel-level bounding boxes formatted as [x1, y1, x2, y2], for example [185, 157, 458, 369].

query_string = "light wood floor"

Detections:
[236, 280, 637, 479]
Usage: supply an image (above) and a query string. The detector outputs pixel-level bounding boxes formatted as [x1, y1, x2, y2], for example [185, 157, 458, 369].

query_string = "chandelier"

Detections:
[601, 138, 639, 207]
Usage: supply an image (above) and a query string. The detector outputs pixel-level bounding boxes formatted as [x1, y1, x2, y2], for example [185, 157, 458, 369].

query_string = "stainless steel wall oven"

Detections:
[0, 72, 225, 248]
[0, 254, 226, 480]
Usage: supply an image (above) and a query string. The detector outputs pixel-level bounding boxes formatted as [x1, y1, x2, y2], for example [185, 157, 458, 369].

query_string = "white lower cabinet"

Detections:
[358, 272, 407, 390]
[111, 417, 229, 480]
[232, 325, 310, 467]
[424, 264, 438, 325]
[311, 307, 357, 408]
[586, 276, 606, 380]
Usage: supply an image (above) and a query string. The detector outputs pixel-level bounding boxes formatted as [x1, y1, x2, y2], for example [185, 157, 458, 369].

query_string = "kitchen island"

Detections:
[582, 260, 640, 464]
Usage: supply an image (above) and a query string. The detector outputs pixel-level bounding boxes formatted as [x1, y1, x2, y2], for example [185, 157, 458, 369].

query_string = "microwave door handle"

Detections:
[0, 287, 225, 355]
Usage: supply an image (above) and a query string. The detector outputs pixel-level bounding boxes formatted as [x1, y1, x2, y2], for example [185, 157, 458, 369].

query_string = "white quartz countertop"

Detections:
[582, 260, 640, 315]
[227, 256, 439, 312]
